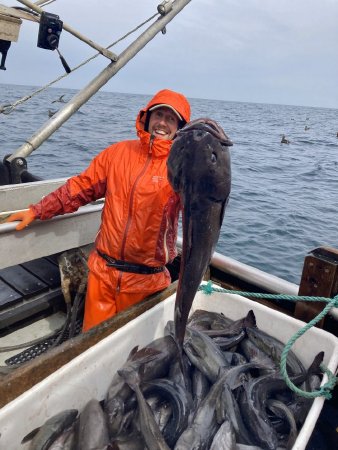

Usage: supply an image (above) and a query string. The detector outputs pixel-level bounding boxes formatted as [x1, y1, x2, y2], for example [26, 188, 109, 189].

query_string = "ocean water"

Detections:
[1, 83, 337, 285]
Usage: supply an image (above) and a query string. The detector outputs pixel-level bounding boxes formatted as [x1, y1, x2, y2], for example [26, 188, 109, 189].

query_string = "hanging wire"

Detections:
[0, 10, 159, 114]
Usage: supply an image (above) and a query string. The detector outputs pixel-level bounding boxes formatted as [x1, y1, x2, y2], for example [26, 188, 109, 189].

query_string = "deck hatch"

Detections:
[22, 258, 61, 288]
[0, 266, 48, 298]
[0, 279, 22, 309]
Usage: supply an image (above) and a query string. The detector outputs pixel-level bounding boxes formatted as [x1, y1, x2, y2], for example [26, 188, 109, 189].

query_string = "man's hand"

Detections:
[6, 208, 36, 231]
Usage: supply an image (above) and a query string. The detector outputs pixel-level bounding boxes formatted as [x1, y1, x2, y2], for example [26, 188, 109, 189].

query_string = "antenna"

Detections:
[55, 47, 71, 74]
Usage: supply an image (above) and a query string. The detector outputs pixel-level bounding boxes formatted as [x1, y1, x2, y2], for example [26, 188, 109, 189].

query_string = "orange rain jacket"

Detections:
[30, 89, 191, 328]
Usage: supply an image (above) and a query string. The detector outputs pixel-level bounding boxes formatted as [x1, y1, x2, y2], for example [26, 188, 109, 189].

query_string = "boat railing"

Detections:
[176, 236, 338, 321]
[0, 178, 103, 269]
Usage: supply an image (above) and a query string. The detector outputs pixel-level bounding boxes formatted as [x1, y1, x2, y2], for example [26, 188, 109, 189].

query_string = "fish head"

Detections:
[167, 117, 232, 208]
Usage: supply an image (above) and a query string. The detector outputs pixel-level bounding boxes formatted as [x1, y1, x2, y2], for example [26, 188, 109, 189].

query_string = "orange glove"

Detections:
[6, 208, 36, 231]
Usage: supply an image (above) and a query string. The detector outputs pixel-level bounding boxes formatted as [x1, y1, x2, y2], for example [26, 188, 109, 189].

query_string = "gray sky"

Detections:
[1, 0, 338, 108]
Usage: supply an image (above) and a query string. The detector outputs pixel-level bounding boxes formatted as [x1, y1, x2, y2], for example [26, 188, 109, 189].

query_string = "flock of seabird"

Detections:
[281, 118, 338, 144]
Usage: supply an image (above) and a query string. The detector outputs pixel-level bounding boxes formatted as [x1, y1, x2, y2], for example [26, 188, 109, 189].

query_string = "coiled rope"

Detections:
[199, 281, 338, 399]
[0, 11, 158, 115]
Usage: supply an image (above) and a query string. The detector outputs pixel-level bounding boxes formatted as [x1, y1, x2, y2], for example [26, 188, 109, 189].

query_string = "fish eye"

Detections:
[211, 152, 217, 163]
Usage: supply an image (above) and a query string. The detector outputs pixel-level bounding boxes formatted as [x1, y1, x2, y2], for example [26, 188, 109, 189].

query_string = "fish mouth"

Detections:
[177, 118, 233, 147]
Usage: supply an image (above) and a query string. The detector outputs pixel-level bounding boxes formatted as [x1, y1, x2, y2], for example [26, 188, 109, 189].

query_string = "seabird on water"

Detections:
[48, 109, 58, 118]
[52, 95, 66, 104]
[281, 134, 290, 144]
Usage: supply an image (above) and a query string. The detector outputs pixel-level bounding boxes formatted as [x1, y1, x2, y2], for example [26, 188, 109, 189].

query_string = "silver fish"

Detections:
[266, 399, 298, 449]
[209, 417, 236, 450]
[105, 335, 177, 436]
[174, 369, 233, 450]
[239, 352, 324, 450]
[28, 409, 78, 450]
[246, 327, 305, 376]
[118, 367, 170, 450]
[76, 399, 110, 450]
[142, 378, 193, 447]
[184, 326, 231, 383]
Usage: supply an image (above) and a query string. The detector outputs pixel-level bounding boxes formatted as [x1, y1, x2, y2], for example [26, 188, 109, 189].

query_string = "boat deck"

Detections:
[0, 253, 65, 333]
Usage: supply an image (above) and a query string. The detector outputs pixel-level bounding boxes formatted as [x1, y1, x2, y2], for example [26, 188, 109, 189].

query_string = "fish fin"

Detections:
[308, 351, 325, 376]
[216, 390, 227, 424]
[118, 367, 140, 389]
[219, 200, 227, 229]
[183, 340, 199, 358]
[131, 347, 161, 361]
[119, 351, 160, 386]
[244, 310, 257, 329]
[127, 345, 139, 361]
[21, 426, 40, 444]
[164, 320, 175, 336]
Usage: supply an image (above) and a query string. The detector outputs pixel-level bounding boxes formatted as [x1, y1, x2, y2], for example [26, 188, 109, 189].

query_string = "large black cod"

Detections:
[167, 118, 232, 347]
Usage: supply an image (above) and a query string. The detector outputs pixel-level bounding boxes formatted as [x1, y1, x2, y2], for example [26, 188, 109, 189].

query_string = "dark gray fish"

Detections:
[167, 118, 232, 347]
[142, 378, 193, 447]
[27, 409, 78, 450]
[211, 332, 246, 350]
[229, 352, 248, 366]
[288, 372, 321, 426]
[191, 367, 211, 411]
[48, 427, 74, 450]
[168, 351, 193, 392]
[118, 367, 170, 450]
[209, 417, 236, 450]
[239, 337, 277, 370]
[204, 310, 256, 337]
[239, 352, 324, 450]
[111, 432, 146, 449]
[150, 399, 173, 434]
[246, 327, 305, 376]
[223, 362, 273, 391]
[183, 326, 231, 383]
[76, 399, 110, 450]
[174, 368, 234, 450]
[105, 335, 177, 436]
[187, 309, 233, 331]
[219, 383, 253, 446]
[266, 399, 298, 449]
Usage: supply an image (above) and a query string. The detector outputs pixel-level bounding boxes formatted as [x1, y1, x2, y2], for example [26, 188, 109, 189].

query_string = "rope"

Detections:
[0, 11, 159, 115]
[198, 281, 338, 399]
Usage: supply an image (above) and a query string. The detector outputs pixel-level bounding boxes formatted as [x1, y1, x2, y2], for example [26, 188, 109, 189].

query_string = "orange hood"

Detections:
[136, 89, 191, 137]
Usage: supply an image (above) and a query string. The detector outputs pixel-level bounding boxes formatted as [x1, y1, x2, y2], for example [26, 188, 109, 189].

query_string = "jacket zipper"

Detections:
[116, 141, 154, 293]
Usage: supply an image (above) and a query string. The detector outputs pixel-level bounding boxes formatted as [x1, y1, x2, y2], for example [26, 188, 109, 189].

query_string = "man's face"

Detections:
[148, 107, 179, 140]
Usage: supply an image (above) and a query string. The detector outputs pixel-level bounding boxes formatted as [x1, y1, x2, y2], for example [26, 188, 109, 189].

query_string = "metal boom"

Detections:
[6, 0, 191, 162]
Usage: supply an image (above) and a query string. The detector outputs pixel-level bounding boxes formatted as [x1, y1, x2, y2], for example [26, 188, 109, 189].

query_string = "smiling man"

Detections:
[7, 89, 191, 331]
[148, 104, 182, 140]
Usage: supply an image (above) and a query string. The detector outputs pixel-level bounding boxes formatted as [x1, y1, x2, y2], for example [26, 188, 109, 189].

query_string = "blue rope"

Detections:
[198, 281, 338, 399]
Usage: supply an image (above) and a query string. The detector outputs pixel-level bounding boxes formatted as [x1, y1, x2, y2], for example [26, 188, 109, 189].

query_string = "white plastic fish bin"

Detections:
[0, 286, 337, 449]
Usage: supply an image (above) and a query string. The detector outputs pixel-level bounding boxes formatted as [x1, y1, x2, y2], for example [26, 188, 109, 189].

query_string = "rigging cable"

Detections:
[0, 11, 158, 114]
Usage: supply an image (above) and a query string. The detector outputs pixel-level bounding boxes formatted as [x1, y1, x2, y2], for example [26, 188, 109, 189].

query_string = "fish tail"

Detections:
[244, 309, 256, 329]
[307, 351, 325, 376]
[117, 368, 140, 389]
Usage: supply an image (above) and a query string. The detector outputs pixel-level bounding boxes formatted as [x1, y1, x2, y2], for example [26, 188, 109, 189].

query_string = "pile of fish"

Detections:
[25, 308, 323, 450]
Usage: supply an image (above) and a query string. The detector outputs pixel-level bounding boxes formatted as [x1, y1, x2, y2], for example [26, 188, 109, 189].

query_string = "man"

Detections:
[7, 89, 191, 331]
